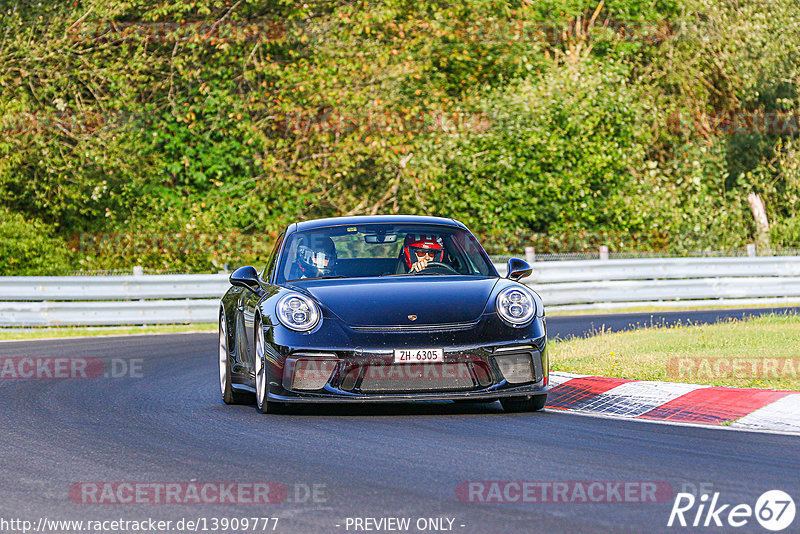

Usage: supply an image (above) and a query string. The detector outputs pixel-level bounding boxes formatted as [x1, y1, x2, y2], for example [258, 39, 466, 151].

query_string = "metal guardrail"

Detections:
[0, 274, 229, 301]
[1, 299, 220, 327]
[1, 256, 799, 326]
[536, 277, 800, 305]
[0, 274, 228, 326]
[494, 257, 800, 282]
[507, 256, 800, 310]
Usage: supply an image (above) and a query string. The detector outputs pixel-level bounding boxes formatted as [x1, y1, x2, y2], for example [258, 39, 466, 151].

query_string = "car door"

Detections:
[241, 287, 260, 380]
[229, 285, 251, 384]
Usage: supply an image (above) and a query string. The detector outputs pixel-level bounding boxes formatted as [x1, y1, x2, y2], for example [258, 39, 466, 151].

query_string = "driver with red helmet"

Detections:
[400, 233, 445, 273]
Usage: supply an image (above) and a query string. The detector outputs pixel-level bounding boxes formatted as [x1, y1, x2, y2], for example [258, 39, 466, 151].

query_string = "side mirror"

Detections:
[506, 258, 532, 281]
[229, 266, 262, 293]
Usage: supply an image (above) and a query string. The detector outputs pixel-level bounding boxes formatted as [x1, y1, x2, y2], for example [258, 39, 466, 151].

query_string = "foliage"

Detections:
[418, 55, 659, 252]
[0, 208, 72, 275]
[1, 0, 799, 273]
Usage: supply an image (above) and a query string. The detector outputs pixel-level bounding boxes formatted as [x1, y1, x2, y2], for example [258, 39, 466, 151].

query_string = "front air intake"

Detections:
[283, 356, 337, 391]
[358, 363, 476, 393]
[494, 353, 536, 384]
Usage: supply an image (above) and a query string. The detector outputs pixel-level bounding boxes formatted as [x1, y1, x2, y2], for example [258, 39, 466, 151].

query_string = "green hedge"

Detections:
[0, 0, 798, 273]
[0, 209, 72, 275]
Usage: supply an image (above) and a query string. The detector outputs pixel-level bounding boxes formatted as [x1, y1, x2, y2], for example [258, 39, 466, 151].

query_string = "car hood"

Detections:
[289, 276, 500, 326]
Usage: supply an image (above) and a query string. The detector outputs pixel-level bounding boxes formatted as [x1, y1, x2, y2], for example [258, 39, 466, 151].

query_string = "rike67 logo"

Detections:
[668, 490, 796, 531]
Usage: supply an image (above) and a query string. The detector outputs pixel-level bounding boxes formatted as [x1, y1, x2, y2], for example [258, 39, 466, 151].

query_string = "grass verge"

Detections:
[550, 313, 800, 390]
[0, 323, 216, 341]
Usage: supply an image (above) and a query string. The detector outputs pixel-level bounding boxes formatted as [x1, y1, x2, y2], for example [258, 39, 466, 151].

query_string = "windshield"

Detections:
[276, 223, 497, 283]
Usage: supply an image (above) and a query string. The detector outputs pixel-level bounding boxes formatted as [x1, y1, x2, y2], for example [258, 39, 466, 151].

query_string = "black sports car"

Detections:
[218, 215, 549, 413]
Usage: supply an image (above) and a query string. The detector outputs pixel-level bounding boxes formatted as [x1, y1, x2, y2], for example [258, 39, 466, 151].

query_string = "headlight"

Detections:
[495, 286, 535, 327]
[276, 293, 321, 332]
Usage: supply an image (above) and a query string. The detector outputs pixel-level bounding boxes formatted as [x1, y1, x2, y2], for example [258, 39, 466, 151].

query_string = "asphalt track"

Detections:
[1, 308, 799, 534]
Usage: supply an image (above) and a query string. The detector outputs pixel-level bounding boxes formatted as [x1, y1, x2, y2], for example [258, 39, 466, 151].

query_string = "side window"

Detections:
[262, 232, 285, 283]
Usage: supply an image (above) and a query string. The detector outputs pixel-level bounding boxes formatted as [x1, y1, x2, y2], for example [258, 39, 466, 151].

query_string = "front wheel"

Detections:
[500, 394, 547, 413]
[254, 317, 284, 414]
[219, 311, 251, 404]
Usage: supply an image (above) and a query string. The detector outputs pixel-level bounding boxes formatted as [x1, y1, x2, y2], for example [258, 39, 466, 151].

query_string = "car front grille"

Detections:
[357, 362, 476, 393]
[349, 320, 479, 333]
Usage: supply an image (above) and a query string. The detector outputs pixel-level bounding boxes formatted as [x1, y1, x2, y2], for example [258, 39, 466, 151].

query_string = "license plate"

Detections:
[393, 348, 444, 364]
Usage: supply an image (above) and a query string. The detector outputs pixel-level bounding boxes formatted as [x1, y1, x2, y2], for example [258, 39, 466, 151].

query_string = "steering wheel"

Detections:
[413, 261, 458, 274]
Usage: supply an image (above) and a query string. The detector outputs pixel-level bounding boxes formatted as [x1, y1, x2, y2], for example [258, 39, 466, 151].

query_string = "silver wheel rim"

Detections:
[255, 321, 266, 409]
[219, 314, 228, 397]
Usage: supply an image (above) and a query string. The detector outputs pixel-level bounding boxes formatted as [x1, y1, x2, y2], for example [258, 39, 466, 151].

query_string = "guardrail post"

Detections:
[525, 246, 536, 264]
[599, 245, 609, 261]
[747, 244, 756, 257]
[132, 266, 144, 276]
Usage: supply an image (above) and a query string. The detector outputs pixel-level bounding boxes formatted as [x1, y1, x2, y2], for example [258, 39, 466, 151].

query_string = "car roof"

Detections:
[292, 215, 467, 233]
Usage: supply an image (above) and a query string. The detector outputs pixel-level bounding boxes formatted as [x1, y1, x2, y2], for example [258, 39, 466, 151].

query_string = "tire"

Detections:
[219, 310, 251, 405]
[500, 394, 547, 413]
[254, 316, 284, 414]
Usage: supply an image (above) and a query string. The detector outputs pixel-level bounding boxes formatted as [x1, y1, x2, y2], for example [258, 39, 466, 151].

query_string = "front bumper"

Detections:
[266, 342, 549, 403]
[270, 384, 551, 403]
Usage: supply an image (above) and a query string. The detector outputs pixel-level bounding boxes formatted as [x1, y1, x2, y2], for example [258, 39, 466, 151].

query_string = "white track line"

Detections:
[730, 393, 800, 434]
[548, 372, 800, 434]
[545, 407, 800, 437]
[548, 371, 587, 387]
[571, 380, 709, 417]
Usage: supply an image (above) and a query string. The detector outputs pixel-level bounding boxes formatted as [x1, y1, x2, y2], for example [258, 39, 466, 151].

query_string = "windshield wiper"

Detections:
[379, 272, 458, 277]
[291, 275, 346, 281]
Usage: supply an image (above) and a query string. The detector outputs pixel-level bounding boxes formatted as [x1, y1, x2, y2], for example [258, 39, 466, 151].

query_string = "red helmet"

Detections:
[403, 233, 444, 268]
